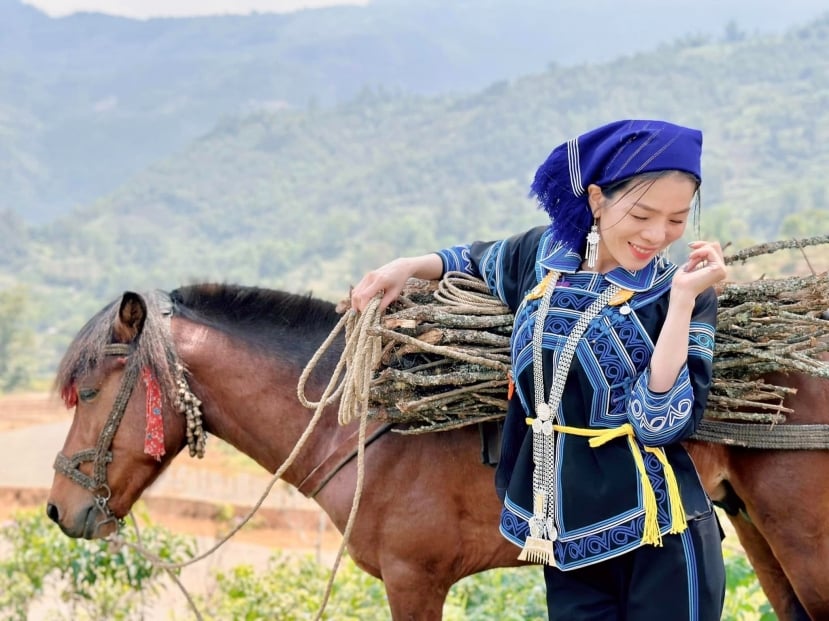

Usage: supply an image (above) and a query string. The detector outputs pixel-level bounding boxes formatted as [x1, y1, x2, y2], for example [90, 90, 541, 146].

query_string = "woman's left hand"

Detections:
[671, 240, 727, 298]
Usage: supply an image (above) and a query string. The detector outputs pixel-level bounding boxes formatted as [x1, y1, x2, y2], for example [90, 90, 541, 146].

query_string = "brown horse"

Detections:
[685, 363, 829, 621]
[45, 284, 827, 620]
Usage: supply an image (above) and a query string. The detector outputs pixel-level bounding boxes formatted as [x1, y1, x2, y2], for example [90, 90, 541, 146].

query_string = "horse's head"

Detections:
[46, 291, 203, 539]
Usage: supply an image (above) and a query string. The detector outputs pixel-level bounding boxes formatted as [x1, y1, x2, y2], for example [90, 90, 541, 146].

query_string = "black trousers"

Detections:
[544, 511, 725, 621]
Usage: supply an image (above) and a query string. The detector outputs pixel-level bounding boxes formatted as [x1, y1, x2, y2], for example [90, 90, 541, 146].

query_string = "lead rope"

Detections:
[117, 396, 335, 620]
[118, 300, 379, 621]
[297, 278, 521, 616]
[297, 294, 384, 620]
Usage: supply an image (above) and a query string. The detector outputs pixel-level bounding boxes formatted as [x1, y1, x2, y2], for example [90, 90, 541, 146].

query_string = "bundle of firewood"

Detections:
[359, 236, 829, 434]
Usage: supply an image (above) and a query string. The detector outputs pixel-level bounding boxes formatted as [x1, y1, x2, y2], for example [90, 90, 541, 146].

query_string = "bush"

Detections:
[1, 508, 773, 620]
[196, 553, 388, 620]
[0, 508, 194, 621]
[723, 548, 776, 620]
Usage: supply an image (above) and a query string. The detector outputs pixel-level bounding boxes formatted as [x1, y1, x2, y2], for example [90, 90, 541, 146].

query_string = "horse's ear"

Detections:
[113, 292, 148, 343]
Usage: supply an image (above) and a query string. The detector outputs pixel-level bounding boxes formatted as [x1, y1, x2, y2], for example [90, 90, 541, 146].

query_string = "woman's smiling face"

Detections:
[586, 171, 698, 273]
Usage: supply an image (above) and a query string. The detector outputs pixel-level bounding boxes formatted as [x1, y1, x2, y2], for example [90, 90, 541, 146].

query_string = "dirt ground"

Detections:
[0, 392, 343, 553]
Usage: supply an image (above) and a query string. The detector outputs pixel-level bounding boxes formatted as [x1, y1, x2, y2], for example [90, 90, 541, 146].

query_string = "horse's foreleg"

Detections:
[381, 560, 452, 621]
[727, 513, 811, 621]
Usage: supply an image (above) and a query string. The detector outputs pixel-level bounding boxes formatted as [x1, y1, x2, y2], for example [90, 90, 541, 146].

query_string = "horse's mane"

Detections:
[169, 283, 340, 362]
[55, 284, 341, 404]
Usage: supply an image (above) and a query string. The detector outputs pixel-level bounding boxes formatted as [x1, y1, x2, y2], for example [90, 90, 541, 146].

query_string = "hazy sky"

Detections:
[22, 0, 369, 18]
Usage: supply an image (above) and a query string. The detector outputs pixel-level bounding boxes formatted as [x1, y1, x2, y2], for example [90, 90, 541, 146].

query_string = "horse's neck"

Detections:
[172, 318, 348, 485]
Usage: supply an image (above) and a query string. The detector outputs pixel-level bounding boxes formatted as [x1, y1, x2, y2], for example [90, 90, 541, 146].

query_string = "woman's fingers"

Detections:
[684, 241, 724, 273]
[351, 274, 385, 311]
[351, 261, 409, 312]
[675, 240, 727, 295]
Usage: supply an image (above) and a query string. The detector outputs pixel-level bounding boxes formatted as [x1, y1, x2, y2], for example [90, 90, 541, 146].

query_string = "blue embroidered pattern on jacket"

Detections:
[437, 245, 475, 275]
[478, 241, 508, 303]
[439, 231, 717, 571]
[500, 451, 675, 570]
[628, 367, 695, 445]
[689, 322, 715, 361]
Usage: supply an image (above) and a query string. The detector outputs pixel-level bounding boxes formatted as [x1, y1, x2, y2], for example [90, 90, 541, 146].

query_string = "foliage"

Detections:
[0, 286, 35, 391]
[194, 548, 772, 620]
[194, 553, 547, 621]
[0, 508, 194, 621]
[195, 553, 390, 620]
[0, 508, 776, 619]
[443, 566, 547, 621]
[723, 549, 776, 620]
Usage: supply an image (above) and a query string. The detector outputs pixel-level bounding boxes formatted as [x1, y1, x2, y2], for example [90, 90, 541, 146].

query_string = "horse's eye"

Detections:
[78, 388, 99, 402]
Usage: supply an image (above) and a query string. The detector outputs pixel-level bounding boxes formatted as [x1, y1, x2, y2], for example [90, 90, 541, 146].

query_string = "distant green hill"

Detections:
[2, 0, 828, 222]
[2, 13, 829, 385]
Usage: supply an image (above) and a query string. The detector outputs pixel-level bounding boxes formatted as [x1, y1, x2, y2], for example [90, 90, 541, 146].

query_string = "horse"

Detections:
[684, 363, 829, 621]
[45, 284, 828, 620]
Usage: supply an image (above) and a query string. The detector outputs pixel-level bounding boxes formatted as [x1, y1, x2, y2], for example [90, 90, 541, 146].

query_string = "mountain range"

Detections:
[2, 0, 828, 221]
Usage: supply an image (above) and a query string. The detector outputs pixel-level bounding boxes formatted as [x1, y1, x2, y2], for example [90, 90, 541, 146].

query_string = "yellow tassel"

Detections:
[627, 435, 663, 546]
[646, 447, 688, 535]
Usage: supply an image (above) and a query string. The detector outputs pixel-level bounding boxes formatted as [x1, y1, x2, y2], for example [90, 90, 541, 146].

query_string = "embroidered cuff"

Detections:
[436, 245, 475, 275]
[627, 366, 695, 445]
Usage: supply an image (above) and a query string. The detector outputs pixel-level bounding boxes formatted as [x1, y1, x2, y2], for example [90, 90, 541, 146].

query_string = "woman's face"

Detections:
[586, 172, 697, 273]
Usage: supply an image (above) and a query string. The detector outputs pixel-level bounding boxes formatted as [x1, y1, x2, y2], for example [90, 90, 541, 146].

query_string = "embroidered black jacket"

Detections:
[437, 226, 717, 570]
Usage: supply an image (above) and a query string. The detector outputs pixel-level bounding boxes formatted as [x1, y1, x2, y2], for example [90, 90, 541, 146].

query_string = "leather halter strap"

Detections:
[53, 343, 138, 494]
[297, 422, 393, 498]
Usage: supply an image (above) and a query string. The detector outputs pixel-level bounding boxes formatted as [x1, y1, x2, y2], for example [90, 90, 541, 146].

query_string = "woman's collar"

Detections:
[537, 241, 675, 292]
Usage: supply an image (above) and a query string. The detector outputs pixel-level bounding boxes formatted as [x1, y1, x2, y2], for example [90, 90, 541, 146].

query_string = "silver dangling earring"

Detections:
[585, 221, 600, 269]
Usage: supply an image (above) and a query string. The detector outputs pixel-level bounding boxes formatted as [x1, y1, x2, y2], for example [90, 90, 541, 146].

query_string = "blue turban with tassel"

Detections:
[530, 119, 703, 255]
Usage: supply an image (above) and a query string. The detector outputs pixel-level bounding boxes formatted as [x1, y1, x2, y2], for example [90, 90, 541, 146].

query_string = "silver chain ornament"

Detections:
[518, 270, 620, 565]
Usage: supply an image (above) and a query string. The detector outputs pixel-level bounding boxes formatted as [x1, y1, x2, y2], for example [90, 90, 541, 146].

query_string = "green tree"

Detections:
[0, 286, 34, 392]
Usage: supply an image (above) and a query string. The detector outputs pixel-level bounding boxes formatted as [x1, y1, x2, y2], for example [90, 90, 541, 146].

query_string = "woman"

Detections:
[351, 119, 727, 620]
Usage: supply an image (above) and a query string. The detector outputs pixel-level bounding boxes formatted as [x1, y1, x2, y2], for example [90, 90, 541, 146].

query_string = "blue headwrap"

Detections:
[530, 119, 703, 254]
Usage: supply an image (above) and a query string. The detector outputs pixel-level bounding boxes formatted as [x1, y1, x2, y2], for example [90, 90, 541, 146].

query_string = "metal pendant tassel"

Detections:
[585, 223, 600, 269]
[518, 491, 555, 565]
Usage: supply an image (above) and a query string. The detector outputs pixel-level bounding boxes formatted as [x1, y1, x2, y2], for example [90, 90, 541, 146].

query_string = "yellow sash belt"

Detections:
[527, 420, 688, 546]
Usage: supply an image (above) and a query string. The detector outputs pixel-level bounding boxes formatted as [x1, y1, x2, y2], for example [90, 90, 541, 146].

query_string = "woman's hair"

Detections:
[600, 169, 699, 200]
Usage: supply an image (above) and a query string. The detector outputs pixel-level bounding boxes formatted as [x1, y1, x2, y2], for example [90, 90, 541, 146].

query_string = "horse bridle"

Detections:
[53, 342, 138, 531]
[53, 340, 205, 534]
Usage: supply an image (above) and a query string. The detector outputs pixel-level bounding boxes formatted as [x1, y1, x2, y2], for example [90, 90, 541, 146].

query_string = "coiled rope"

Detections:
[433, 271, 512, 314]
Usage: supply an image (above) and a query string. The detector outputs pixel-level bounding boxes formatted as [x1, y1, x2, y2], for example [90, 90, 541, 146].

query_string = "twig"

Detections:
[724, 235, 829, 265]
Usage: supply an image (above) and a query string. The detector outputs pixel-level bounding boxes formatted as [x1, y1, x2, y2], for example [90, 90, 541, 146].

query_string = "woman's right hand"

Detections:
[350, 254, 444, 312]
